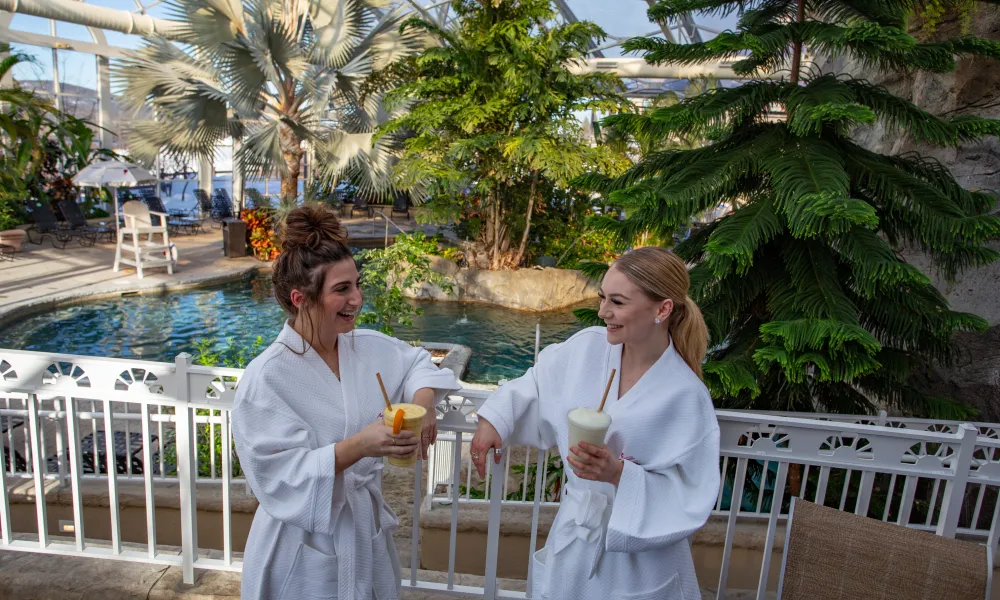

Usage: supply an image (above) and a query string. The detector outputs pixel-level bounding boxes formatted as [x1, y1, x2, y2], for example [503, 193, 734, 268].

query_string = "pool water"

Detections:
[0, 274, 592, 383]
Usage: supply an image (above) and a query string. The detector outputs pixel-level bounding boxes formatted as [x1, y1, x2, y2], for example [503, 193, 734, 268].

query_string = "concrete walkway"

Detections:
[0, 546, 765, 599]
[0, 214, 446, 325]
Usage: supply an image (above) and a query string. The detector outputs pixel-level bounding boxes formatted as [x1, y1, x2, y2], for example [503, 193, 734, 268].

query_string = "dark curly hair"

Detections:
[272, 204, 353, 352]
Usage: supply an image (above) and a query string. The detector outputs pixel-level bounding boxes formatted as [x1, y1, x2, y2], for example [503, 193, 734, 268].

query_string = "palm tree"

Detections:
[115, 0, 425, 208]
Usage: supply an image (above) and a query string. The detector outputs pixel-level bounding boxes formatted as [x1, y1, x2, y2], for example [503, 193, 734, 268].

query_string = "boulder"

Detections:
[406, 257, 601, 311]
[822, 6, 1000, 416]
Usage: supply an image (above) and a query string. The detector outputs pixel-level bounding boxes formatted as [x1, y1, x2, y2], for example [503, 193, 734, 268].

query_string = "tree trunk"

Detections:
[482, 190, 495, 266]
[512, 170, 539, 268]
[279, 121, 303, 208]
[489, 190, 504, 270]
[281, 150, 302, 208]
[789, 463, 802, 497]
[789, 0, 806, 83]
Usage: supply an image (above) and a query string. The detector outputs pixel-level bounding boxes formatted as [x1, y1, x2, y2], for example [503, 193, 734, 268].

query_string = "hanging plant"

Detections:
[915, 0, 978, 38]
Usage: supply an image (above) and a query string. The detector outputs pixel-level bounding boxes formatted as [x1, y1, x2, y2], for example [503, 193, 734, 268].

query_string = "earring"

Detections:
[654, 318, 661, 324]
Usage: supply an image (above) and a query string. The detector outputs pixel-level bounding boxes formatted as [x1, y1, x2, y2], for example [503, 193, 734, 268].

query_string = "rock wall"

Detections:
[822, 7, 1000, 418]
[405, 256, 601, 312]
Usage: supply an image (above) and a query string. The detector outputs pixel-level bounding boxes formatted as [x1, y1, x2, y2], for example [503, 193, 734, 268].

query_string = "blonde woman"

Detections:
[471, 246, 720, 600]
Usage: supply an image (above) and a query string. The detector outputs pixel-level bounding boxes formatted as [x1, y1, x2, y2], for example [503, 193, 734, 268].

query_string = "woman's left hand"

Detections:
[567, 442, 624, 486]
[413, 388, 438, 461]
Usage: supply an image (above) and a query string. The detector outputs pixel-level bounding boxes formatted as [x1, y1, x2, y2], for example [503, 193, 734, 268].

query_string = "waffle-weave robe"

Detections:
[233, 322, 460, 600]
[476, 327, 720, 600]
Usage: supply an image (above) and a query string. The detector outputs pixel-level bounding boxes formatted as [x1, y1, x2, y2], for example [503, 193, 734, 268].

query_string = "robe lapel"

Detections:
[606, 341, 623, 405]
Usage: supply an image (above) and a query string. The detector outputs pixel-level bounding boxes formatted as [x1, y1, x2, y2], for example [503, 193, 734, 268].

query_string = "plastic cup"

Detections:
[567, 407, 612, 450]
[383, 403, 426, 467]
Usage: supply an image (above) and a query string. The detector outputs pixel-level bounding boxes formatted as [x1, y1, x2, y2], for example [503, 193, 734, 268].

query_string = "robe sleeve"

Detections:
[232, 365, 339, 536]
[605, 423, 720, 553]
[475, 344, 559, 450]
[398, 339, 462, 405]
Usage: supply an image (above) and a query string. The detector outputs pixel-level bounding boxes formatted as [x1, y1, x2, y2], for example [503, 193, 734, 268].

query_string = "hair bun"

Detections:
[280, 205, 348, 251]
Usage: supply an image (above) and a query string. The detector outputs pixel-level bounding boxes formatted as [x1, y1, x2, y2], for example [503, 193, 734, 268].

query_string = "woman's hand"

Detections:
[470, 417, 503, 479]
[353, 419, 419, 460]
[412, 388, 438, 461]
[567, 442, 623, 486]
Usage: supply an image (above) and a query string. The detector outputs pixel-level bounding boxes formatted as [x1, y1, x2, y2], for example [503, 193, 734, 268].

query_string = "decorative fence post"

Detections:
[26, 393, 48, 549]
[936, 423, 978, 538]
[175, 353, 199, 584]
[483, 448, 505, 600]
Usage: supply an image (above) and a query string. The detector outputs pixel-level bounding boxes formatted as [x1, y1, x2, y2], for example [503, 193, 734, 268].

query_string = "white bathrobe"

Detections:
[232, 322, 461, 600]
[476, 327, 720, 600]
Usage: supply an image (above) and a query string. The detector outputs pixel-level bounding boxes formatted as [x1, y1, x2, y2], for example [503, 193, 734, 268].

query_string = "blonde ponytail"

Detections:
[612, 247, 710, 380]
[669, 296, 709, 379]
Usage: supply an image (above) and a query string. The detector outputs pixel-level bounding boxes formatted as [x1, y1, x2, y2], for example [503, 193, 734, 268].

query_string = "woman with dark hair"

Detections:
[232, 205, 460, 600]
[471, 246, 720, 600]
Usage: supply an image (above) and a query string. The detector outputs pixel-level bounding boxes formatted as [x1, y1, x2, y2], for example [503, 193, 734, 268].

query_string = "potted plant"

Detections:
[0, 200, 26, 252]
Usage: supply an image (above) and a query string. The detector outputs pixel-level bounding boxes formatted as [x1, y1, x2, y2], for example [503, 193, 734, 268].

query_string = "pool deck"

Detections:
[0, 215, 447, 326]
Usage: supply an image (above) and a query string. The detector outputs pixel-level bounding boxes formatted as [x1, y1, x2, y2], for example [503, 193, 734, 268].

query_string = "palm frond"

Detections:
[577, 260, 611, 282]
[573, 307, 605, 327]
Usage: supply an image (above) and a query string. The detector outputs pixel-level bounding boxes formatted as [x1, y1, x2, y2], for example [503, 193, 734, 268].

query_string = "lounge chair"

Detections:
[391, 192, 411, 221]
[350, 195, 373, 218]
[113, 200, 174, 278]
[212, 189, 235, 224]
[25, 200, 92, 248]
[46, 430, 157, 475]
[140, 194, 198, 235]
[193, 189, 215, 230]
[57, 200, 113, 243]
[777, 497, 991, 599]
[3, 417, 26, 472]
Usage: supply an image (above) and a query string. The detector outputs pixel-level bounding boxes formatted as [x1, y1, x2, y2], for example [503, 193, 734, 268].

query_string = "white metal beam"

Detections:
[0, 27, 135, 58]
[0, 0, 184, 39]
[569, 57, 796, 81]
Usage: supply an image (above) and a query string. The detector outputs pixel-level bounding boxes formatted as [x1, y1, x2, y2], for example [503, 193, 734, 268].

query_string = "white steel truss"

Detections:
[0, 0, 759, 147]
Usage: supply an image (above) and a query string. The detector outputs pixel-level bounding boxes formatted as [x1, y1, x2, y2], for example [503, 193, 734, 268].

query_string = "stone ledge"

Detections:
[421, 500, 558, 538]
[419, 342, 472, 381]
[419, 501, 784, 552]
[7, 477, 259, 514]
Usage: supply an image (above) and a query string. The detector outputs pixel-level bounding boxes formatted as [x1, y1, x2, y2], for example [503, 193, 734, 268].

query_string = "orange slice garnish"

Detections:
[392, 409, 405, 434]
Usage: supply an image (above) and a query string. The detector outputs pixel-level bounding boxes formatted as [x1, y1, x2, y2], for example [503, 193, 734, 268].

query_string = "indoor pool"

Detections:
[0, 274, 591, 383]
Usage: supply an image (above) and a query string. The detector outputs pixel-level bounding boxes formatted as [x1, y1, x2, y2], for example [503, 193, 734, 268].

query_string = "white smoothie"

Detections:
[567, 407, 612, 449]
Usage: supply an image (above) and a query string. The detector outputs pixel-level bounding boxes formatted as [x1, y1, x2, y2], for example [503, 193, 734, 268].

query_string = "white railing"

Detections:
[0, 347, 998, 599]
[429, 408, 1000, 538]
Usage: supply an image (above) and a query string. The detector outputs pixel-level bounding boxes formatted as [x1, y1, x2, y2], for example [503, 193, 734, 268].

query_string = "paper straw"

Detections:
[376, 372, 393, 412]
[598, 368, 617, 412]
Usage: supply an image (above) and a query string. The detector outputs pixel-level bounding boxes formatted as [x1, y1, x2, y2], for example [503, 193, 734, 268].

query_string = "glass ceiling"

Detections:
[1, 0, 741, 139]
[3, 0, 737, 81]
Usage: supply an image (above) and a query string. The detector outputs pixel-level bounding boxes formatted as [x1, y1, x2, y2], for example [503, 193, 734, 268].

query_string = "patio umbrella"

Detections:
[72, 159, 157, 232]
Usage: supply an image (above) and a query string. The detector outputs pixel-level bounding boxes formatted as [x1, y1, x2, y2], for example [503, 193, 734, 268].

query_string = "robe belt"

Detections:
[339, 462, 393, 600]
[550, 485, 612, 579]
